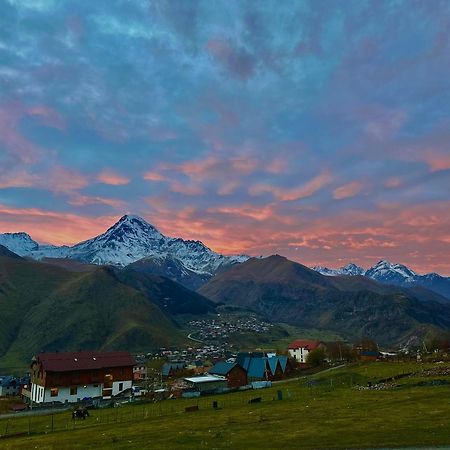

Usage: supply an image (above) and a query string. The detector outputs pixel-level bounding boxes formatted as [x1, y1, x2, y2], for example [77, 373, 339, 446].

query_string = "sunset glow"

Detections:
[0, 1, 449, 274]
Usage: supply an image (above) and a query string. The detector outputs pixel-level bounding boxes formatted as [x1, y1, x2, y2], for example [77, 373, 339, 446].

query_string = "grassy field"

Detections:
[1, 361, 450, 449]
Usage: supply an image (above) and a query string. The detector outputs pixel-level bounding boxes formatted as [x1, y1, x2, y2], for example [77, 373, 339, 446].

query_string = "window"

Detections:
[70, 386, 77, 395]
[118, 382, 123, 391]
[50, 388, 58, 397]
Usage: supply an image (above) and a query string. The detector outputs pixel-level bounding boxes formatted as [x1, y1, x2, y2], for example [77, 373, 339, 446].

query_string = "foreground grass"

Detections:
[1, 362, 450, 449]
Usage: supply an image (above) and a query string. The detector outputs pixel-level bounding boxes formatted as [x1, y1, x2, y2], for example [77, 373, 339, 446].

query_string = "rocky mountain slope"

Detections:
[200, 255, 450, 345]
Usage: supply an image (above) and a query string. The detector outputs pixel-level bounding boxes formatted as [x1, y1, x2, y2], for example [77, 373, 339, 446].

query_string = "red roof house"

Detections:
[30, 351, 135, 404]
[288, 340, 324, 363]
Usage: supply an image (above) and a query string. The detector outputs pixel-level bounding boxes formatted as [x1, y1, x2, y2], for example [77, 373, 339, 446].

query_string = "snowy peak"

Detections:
[311, 260, 450, 299]
[0, 214, 249, 275]
[312, 263, 364, 277]
[0, 232, 39, 256]
[365, 260, 417, 282]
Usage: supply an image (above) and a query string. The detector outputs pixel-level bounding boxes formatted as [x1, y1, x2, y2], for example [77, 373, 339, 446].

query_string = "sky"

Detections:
[0, 0, 449, 275]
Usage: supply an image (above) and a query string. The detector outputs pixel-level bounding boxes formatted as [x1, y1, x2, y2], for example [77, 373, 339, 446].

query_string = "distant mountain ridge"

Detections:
[0, 215, 248, 278]
[312, 260, 450, 299]
[200, 255, 450, 346]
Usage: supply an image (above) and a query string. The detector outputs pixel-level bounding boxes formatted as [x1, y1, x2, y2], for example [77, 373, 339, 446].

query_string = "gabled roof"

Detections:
[247, 358, 266, 378]
[288, 339, 321, 350]
[35, 351, 135, 372]
[162, 362, 186, 376]
[277, 355, 288, 372]
[267, 357, 279, 375]
[210, 361, 237, 375]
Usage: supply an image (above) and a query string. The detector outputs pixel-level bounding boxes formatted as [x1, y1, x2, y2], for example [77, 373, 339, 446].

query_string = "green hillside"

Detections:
[0, 255, 190, 372]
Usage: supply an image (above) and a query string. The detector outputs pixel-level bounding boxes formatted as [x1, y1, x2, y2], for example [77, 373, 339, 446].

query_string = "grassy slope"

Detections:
[0, 257, 185, 372]
[2, 362, 450, 449]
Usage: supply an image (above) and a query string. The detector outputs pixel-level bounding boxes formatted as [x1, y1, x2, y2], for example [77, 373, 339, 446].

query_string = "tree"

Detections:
[307, 348, 326, 366]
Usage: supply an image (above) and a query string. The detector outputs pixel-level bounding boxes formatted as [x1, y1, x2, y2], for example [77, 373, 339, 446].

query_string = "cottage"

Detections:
[359, 350, 379, 362]
[133, 364, 148, 381]
[161, 361, 187, 378]
[235, 353, 288, 382]
[30, 351, 135, 404]
[183, 375, 228, 393]
[0, 376, 22, 397]
[209, 362, 248, 388]
[288, 340, 324, 363]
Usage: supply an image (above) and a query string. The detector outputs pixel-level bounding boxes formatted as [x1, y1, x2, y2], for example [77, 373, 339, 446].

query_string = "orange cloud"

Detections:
[333, 181, 363, 199]
[97, 169, 130, 185]
[0, 205, 118, 246]
[423, 150, 450, 172]
[250, 171, 333, 201]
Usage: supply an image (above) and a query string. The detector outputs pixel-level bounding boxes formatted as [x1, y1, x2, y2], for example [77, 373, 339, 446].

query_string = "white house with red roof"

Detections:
[30, 351, 135, 404]
[288, 340, 324, 363]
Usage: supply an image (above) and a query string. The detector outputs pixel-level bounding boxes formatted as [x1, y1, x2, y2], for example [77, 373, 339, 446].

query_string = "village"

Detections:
[0, 337, 410, 413]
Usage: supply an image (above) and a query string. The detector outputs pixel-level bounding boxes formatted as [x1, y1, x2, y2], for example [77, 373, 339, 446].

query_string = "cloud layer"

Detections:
[0, 0, 449, 274]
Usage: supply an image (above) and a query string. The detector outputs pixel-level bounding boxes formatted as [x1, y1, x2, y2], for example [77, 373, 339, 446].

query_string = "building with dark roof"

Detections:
[231, 353, 289, 382]
[30, 351, 135, 404]
[161, 361, 187, 378]
[209, 362, 248, 388]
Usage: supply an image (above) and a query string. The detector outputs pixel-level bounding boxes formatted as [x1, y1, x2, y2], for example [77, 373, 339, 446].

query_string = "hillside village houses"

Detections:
[26, 351, 135, 405]
[288, 339, 325, 363]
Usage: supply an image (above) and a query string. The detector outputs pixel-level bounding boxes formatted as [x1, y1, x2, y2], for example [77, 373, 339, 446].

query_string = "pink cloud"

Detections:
[0, 205, 118, 246]
[143, 171, 167, 182]
[46, 166, 89, 193]
[169, 180, 203, 196]
[97, 169, 130, 186]
[0, 103, 65, 165]
[250, 171, 333, 201]
[0, 171, 40, 189]
[384, 177, 402, 188]
[68, 194, 125, 208]
[423, 150, 450, 172]
[333, 181, 363, 199]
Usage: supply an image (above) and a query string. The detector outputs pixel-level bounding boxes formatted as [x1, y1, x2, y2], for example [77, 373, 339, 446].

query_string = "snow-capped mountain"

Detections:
[364, 260, 417, 284]
[312, 260, 450, 299]
[0, 215, 248, 276]
[0, 232, 39, 256]
[312, 263, 365, 277]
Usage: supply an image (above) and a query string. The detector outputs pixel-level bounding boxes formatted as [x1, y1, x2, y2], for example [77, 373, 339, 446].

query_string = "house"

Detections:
[209, 362, 248, 388]
[161, 361, 187, 378]
[183, 375, 228, 393]
[29, 351, 135, 404]
[288, 340, 324, 363]
[359, 350, 379, 362]
[133, 364, 148, 381]
[0, 376, 21, 397]
[235, 353, 288, 382]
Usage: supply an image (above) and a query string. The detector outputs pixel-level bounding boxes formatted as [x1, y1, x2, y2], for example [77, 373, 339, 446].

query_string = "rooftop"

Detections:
[34, 351, 136, 372]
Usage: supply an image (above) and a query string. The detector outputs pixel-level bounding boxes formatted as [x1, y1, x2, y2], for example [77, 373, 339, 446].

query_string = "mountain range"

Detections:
[1, 214, 450, 369]
[200, 255, 450, 346]
[313, 261, 450, 299]
[0, 215, 248, 289]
